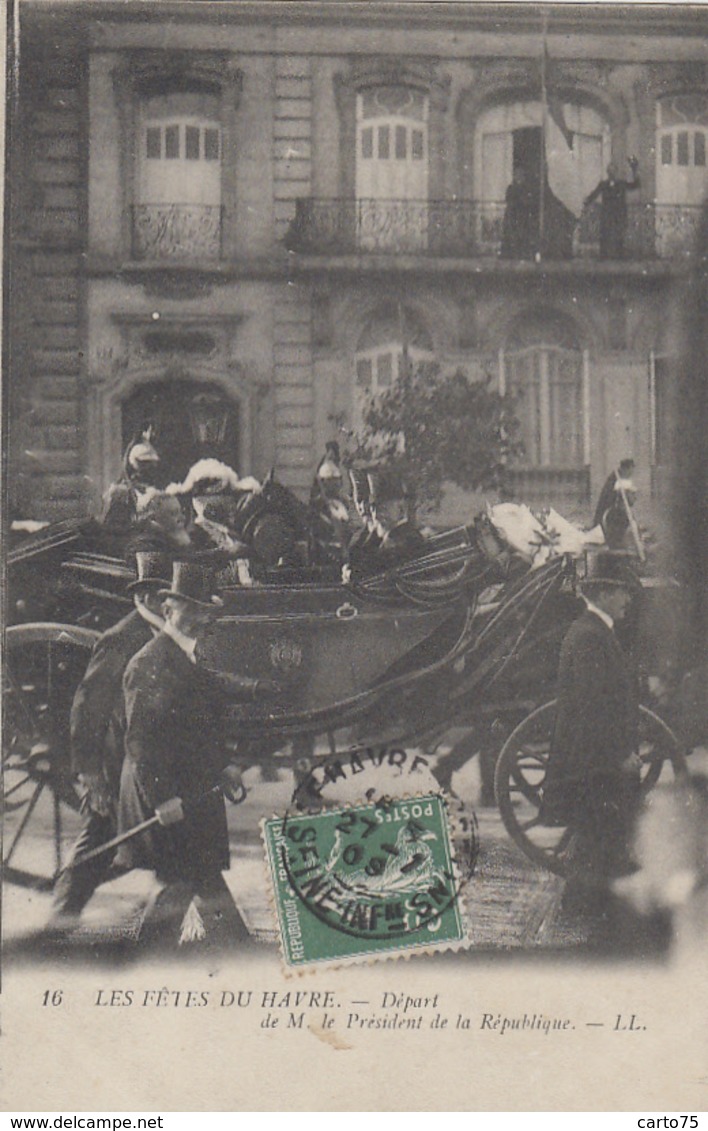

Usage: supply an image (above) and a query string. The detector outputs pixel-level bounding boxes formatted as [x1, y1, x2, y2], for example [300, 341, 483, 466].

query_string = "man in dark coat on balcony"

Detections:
[542, 552, 643, 936]
[47, 552, 172, 930]
[500, 166, 536, 259]
[584, 157, 640, 259]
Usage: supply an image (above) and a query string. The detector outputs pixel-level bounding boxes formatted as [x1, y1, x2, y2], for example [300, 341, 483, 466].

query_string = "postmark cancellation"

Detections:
[262, 792, 472, 969]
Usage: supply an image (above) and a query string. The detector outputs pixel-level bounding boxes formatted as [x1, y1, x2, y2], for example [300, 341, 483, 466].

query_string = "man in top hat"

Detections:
[368, 468, 426, 573]
[345, 467, 382, 580]
[593, 458, 639, 550]
[125, 491, 193, 566]
[47, 551, 172, 930]
[116, 561, 252, 948]
[542, 551, 644, 931]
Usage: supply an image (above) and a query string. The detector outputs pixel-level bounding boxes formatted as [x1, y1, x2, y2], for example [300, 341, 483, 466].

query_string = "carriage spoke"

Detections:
[54, 788, 63, 876]
[3, 778, 46, 866]
[509, 772, 543, 806]
[4, 774, 35, 801]
[4, 624, 97, 888]
[548, 827, 574, 859]
[519, 814, 543, 832]
[4, 668, 40, 741]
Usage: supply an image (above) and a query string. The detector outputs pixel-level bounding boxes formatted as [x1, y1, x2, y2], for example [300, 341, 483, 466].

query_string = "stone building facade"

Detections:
[8, 1, 707, 527]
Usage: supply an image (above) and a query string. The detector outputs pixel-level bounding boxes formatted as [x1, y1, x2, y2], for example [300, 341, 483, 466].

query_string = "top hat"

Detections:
[580, 551, 641, 592]
[127, 551, 173, 593]
[367, 468, 407, 507]
[158, 561, 224, 608]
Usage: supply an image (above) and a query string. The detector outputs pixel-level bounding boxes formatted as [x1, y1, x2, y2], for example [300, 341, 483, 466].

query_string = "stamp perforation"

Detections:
[261, 788, 477, 973]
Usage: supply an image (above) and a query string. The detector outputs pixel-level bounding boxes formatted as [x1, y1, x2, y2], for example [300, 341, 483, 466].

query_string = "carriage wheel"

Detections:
[494, 699, 686, 877]
[3, 623, 98, 890]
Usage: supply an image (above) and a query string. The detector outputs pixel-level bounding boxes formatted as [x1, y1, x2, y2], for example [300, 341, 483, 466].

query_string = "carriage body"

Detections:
[4, 516, 696, 887]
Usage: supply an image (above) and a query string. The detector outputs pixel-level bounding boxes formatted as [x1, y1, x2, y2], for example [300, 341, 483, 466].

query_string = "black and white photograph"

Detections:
[2, 0, 707, 1112]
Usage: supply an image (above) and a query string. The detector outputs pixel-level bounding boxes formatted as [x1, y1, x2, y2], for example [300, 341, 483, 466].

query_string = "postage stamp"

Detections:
[262, 792, 472, 969]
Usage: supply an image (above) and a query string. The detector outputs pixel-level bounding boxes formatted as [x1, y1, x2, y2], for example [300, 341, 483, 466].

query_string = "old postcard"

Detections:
[2, 0, 707, 1112]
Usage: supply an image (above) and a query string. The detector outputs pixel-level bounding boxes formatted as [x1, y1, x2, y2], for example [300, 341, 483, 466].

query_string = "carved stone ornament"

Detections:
[113, 49, 243, 104]
[642, 61, 708, 98]
[468, 57, 616, 95]
[336, 56, 451, 112]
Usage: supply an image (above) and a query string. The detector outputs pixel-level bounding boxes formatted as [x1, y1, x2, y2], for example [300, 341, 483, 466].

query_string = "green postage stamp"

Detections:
[262, 792, 471, 968]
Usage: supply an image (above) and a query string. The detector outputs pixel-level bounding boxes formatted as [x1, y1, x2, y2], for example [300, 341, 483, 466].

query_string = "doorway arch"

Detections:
[121, 378, 240, 486]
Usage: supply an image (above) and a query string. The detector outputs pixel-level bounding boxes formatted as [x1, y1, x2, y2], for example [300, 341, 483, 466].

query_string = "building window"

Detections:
[133, 89, 223, 260]
[655, 95, 708, 255]
[355, 87, 429, 250]
[353, 304, 433, 427]
[500, 311, 589, 505]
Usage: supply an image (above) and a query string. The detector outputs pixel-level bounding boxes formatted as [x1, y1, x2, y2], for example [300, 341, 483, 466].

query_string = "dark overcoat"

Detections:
[347, 525, 382, 577]
[378, 521, 427, 571]
[592, 471, 618, 529]
[116, 632, 231, 881]
[543, 609, 639, 824]
[70, 610, 153, 792]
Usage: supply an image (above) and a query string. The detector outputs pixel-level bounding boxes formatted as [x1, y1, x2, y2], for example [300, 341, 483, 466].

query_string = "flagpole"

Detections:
[398, 300, 410, 381]
[539, 7, 549, 261]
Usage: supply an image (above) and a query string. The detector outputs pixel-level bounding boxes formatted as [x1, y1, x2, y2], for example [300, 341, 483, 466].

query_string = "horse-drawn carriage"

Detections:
[4, 509, 690, 893]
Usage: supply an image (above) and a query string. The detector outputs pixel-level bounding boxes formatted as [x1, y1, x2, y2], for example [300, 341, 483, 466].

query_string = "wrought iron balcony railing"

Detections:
[285, 198, 704, 262]
[503, 466, 591, 508]
[131, 203, 223, 262]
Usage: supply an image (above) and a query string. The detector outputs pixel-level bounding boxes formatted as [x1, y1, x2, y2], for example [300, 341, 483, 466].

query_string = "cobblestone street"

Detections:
[3, 750, 594, 957]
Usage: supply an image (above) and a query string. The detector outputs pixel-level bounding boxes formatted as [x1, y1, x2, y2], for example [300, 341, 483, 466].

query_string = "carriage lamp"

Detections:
[188, 391, 230, 447]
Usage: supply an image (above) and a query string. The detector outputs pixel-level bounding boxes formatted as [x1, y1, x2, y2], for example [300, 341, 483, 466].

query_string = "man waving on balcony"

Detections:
[584, 157, 641, 259]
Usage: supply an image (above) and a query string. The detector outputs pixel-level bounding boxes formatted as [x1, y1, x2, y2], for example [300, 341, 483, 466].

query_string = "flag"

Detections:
[543, 42, 574, 150]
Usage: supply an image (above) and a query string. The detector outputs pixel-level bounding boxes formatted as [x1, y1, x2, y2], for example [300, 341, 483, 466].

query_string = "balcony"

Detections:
[131, 204, 223, 262]
[504, 466, 591, 510]
[286, 198, 703, 262]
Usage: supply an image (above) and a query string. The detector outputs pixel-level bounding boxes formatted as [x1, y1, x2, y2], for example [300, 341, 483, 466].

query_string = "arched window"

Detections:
[655, 94, 708, 255]
[133, 86, 223, 260]
[501, 311, 589, 504]
[354, 305, 433, 427]
[356, 86, 428, 250]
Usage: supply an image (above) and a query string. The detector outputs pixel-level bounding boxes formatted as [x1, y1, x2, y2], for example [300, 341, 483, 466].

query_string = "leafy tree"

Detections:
[344, 361, 523, 515]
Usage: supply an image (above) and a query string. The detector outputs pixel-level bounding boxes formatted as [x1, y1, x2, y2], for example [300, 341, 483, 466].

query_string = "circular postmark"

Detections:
[270, 747, 479, 947]
[291, 743, 479, 884]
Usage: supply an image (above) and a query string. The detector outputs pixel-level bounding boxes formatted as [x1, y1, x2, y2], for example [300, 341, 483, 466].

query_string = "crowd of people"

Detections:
[100, 431, 438, 585]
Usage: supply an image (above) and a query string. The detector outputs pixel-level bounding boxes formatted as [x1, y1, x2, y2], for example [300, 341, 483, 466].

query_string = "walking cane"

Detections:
[616, 471, 646, 562]
[57, 780, 245, 876]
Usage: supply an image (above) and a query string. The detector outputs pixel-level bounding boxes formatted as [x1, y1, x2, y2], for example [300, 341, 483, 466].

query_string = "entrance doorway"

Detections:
[121, 379, 240, 486]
